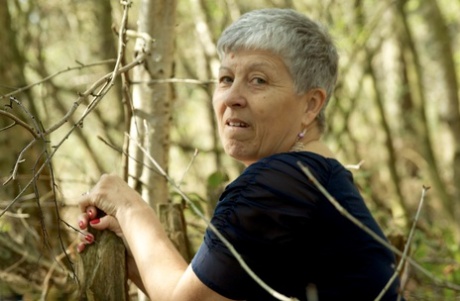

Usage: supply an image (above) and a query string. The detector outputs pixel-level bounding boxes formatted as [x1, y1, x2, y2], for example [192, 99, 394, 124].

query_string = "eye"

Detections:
[250, 77, 267, 85]
[219, 76, 233, 85]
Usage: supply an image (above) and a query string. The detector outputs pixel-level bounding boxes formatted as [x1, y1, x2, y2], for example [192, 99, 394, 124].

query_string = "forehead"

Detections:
[219, 49, 290, 73]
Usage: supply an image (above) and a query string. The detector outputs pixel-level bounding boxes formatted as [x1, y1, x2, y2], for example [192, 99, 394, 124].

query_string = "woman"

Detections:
[77, 8, 403, 301]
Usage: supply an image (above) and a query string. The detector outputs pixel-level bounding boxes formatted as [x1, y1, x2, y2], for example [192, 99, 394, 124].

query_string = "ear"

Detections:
[301, 88, 327, 126]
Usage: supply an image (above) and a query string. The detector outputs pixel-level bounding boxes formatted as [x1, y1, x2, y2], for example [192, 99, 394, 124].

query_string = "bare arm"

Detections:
[78, 174, 236, 301]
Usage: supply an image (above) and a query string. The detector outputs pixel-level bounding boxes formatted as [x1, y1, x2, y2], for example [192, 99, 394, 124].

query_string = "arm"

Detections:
[78, 174, 236, 301]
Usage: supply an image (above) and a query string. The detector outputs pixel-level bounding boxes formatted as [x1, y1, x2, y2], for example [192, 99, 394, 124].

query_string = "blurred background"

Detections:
[1, 0, 459, 300]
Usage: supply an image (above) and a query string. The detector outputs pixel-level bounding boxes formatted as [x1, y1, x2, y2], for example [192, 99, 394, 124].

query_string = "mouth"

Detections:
[226, 119, 249, 128]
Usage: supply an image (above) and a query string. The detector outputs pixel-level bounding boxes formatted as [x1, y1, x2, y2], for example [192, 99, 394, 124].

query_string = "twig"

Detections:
[97, 135, 161, 177]
[0, 35, 147, 217]
[0, 59, 116, 100]
[130, 78, 217, 85]
[3, 133, 37, 185]
[45, 55, 146, 136]
[344, 160, 365, 170]
[374, 186, 430, 300]
[3, 255, 27, 274]
[40, 241, 78, 301]
[81, 1, 131, 118]
[298, 162, 460, 292]
[177, 148, 199, 188]
[2, 96, 47, 184]
[2, 210, 29, 218]
[61, 218, 87, 236]
[17, 207, 40, 241]
[128, 133, 298, 301]
[0, 110, 38, 138]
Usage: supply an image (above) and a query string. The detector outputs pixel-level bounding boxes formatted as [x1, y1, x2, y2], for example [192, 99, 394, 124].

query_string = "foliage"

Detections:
[1, 0, 460, 300]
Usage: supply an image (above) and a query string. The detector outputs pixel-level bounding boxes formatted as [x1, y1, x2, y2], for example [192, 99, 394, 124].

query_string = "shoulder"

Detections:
[241, 151, 348, 189]
[216, 152, 352, 215]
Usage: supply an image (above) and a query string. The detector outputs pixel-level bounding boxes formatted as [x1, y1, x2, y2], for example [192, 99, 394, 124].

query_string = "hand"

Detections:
[76, 174, 144, 253]
[76, 205, 125, 253]
[79, 174, 143, 217]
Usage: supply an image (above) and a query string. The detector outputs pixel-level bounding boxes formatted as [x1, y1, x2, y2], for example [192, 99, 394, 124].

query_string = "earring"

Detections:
[291, 129, 307, 152]
[297, 129, 307, 140]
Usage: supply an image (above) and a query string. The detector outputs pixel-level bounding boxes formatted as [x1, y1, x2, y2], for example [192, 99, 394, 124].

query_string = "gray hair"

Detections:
[217, 8, 339, 132]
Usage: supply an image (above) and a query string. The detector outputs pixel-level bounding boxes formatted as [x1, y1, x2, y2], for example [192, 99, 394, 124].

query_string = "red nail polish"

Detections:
[90, 218, 100, 225]
[85, 235, 93, 243]
[78, 221, 84, 229]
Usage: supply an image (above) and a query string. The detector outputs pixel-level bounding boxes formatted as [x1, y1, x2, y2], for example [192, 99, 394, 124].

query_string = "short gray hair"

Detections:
[217, 8, 339, 132]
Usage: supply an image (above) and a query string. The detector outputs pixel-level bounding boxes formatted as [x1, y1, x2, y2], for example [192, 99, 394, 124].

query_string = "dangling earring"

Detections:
[291, 129, 307, 152]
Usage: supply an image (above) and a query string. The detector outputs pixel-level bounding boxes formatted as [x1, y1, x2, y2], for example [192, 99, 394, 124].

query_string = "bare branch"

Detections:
[130, 78, 217, 85]
[0, 59, 116, 100]
[344, 160, 365, 170]
[298, 162, 460, 292]
[375, 186, 430, 300]
[0, 110, 38, 138]
[128, 133, 299, 301]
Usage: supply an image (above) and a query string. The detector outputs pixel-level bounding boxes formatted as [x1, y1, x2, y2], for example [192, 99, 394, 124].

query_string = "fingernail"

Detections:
[90, 218, 100, 225]
[77, 244, 84, 253]
[78, 221, 84, 229]
[85, 234, 94, 243]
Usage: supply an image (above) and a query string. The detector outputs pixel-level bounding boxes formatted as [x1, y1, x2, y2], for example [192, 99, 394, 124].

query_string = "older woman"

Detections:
[77, 8, 403, 301]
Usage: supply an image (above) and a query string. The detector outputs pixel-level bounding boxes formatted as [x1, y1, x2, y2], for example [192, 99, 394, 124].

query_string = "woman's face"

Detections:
[213, 49, 308, 166]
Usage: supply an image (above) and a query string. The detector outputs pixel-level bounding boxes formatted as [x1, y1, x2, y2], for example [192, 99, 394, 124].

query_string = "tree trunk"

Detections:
[396, 0, 456, 226]
[128, 0, 177, 208]
[77, 229, 128, 301]
[420, 0, 460, 222]
[127, 1, 190, 299]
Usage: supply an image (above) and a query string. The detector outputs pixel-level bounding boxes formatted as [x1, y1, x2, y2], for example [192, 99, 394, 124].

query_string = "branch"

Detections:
[1, 32, 148, 217]
[297, 162, 460, 292]
[0, 59, 116, 100]
[128, 133, 299, 301]
[0, 109, 38, 138]
[2, 96, 48, 184]
[130, 78, 217, 85]
[374, 186, 430, 300]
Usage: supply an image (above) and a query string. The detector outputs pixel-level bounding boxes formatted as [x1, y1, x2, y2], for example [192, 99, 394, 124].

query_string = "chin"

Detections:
[228, 151, 257, 166]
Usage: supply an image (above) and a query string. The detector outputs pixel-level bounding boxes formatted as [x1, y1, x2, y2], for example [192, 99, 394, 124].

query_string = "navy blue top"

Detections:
[192, 152, 402, 300]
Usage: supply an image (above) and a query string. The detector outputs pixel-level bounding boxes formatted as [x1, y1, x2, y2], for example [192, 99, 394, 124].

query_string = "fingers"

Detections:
[76, 230, 95, 253]
[76, 214, 124, 253]
[89, 215, 124, 237]
[78, 191, 92, 213]
[77, 205, 98, 230]
[86, 205, 98, 220]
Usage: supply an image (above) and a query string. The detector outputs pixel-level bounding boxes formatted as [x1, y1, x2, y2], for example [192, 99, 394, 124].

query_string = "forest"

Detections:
[0, 0, 459, 300]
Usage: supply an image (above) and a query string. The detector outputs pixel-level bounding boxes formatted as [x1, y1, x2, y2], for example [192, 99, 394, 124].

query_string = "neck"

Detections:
[290, 127, 335, 158]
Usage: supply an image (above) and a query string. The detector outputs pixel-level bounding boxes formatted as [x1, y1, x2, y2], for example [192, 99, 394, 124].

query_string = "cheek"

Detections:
[212, 99, 222, 118]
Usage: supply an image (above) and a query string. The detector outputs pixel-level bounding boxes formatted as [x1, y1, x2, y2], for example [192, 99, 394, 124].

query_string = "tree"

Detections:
[2, 0, 460, 299]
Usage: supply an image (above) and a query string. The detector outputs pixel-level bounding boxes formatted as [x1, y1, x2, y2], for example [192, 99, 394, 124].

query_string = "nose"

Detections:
[223, 80, 247, 108]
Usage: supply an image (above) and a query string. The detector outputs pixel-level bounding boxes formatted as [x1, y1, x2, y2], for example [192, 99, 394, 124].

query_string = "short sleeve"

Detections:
[192, 237, 254, 299]
[190, 152, 403, 301]
[191, 153, 326, 300]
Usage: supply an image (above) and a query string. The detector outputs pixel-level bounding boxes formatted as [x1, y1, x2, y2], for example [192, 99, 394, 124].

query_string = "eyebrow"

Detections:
[218, 62, 276, 73]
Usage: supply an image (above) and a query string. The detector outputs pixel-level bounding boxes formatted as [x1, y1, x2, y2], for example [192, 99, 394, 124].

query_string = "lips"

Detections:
[226, 119, 249, 127]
